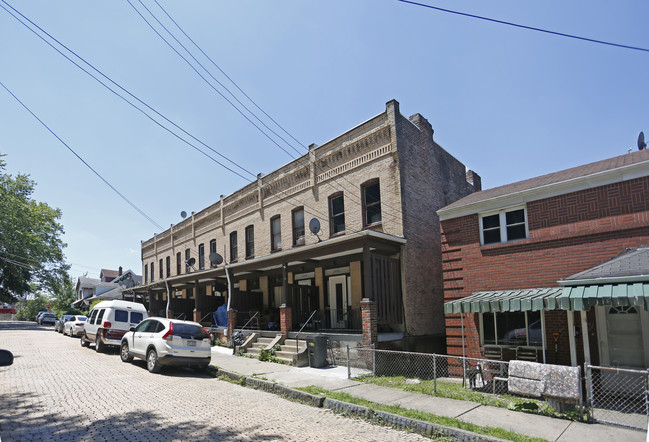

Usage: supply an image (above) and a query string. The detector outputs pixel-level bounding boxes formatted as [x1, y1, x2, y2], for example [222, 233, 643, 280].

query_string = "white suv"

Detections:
[82, 300, 147, 352]
[120, 318, 211, 373]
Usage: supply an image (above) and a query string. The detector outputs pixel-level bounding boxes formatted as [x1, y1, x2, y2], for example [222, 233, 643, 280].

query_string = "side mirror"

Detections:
[0, 349, 14, 366]
[129, 327, 135, 332]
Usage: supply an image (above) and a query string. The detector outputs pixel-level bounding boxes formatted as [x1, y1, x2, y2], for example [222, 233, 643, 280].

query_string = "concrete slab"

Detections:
[557, 421, 647, 442]
[459, 405, 571, 441]
[395, 394, 481, 418]
[337, 383, 413, 404]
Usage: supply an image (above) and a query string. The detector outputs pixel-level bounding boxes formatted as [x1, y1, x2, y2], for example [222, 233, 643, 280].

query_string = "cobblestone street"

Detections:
[0, 321, 429, 441]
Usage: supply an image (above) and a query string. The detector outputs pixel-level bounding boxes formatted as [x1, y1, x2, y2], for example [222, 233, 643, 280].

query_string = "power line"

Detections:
[0, 80, 165, 231]
[397, 0, 649, 53]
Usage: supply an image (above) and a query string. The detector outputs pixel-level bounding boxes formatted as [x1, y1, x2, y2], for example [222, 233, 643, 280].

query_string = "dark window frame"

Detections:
[328, 192, 345, 236]
[245, 225, 255, 259]
[159, 259, 163, 279]
[165, 256, 170, 278]
[176, 252, 181, 275]
[270, 215, 282, 252]
[144, 264, 148, 284]
[185, 249, 191, 273]
[229, 231, 238, 263]
[198, 243, 205, 269]
[361, 179, 382, 227]
[292, 207, 305, 246]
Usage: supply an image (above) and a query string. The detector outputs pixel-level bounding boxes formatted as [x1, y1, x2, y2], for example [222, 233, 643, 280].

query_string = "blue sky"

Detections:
[1, 1, 647, 281]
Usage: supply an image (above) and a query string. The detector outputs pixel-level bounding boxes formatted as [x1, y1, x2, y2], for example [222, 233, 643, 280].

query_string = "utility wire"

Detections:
[151, 0, 308, 151]
[0, 80, 165, 231]
[398, 0, 649, 53]
[0, 255, 35, 270]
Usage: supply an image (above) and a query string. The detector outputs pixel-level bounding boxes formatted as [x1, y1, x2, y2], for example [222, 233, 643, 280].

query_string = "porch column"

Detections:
[280, 304, 292, 336]
[193, 281, 204, 323]
[281, 263, 288, 306]
[227, 308, 237, 341]
[567, 310, 577, 366]
[361, 298, 377, 347]
[363, 247, 373, 300]
[580, 310, 591, 365]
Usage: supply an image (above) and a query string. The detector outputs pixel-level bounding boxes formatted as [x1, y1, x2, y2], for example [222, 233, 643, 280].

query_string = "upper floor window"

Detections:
[270, 215, 281, 251]
[245, 225, 254, 258]
[362, 179, 382, 227]
[230, 231, 238, 262]
[329, 192, 345, 235]
[185, 249, 191, 273]
[198, 243, 205, 269]
[144, 264, 148, 284]
[159, 259, 163, 279]
[292, 207, 305, 246]
[165, 256, 170, 278]
[176, 252, 181, 275]
[480, 207, 527, 245]
[150, 262, 154, 281]
[209, 239, 217, 265]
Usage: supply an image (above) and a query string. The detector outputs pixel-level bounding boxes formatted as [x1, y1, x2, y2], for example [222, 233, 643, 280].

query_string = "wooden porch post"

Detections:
[363, 246, 372, 300]
[580, 310, 591, 365]
[567, 310, 577, 366]
[193, 280, 202, 323]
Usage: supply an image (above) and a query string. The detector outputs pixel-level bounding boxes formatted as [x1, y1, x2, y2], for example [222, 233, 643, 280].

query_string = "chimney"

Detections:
[118, 266, 123, 276]
[466, 170, 482, 192]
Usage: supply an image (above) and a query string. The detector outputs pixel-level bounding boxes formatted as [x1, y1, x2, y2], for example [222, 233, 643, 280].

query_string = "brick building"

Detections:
[133, 100, 479, 346]
[438, 149, 649, 368]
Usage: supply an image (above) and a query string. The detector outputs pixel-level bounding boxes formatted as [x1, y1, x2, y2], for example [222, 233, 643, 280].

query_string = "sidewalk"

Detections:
[210, 346, 647, 442]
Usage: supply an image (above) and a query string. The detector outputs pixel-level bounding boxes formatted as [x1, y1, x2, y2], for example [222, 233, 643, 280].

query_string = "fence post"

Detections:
[433, 354, 437, 395]
[645, 369, 649, 425]
[584, 363, 594, 423]
[346, 345, 351, 379]
[371, 343, 375, 375]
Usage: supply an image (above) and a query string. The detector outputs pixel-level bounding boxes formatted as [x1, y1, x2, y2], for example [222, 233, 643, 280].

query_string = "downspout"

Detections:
[165, 280, 171, 319]
[225, 265, 232, 311]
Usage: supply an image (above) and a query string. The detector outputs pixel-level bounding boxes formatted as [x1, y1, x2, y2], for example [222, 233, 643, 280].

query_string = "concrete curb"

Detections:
[215, 368, 506, 442]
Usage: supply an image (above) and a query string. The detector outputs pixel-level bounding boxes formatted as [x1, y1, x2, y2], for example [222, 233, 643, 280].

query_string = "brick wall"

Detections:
[441, 175, 649, 363]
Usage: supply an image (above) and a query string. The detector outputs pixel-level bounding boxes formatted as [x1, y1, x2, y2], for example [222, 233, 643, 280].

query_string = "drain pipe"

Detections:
[225, 265, 232, 311]
[165, 280, 171, 319]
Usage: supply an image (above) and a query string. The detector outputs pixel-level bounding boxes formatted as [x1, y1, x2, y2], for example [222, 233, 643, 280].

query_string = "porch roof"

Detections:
[444, 283, 649, 314]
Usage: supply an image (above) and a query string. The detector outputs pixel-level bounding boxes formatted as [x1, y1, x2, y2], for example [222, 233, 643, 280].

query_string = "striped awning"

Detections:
[444, 283, 649, 314]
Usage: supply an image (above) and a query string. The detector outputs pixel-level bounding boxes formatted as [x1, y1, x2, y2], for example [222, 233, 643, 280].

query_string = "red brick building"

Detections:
[438, 149, 649, 368]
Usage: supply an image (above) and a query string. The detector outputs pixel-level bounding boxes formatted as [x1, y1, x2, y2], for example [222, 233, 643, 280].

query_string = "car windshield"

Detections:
[171, 323, 208, 340]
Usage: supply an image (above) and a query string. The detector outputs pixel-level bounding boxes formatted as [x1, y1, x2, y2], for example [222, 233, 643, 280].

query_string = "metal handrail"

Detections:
[238, 310, 259, 331]
[295, 309, 318, 353]
[199, 311, 214, 324]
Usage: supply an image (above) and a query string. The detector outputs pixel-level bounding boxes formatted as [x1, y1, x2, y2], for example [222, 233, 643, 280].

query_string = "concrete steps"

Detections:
[242, 335, 307, 366]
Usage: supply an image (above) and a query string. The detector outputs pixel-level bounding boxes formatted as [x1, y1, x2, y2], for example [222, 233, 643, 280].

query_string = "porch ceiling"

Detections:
[134, 229, 405, 293]
[444, 283, 649, 314]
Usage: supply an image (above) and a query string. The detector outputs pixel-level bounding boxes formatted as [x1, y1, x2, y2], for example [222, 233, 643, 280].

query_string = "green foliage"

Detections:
[258, 344, 286, 364]
[0, 157, 68, 303]
[298, 386, 547, 442]
[88, 299, 103, 312]
[15, 292, 51, 321]
[50, 275, 78, 316]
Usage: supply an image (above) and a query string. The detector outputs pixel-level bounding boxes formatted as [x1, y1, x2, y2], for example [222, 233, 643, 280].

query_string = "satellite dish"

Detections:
[209, 252, 223, 267]
[212, 281, 227, 292]
[638, 132, 646, 151]
[180, 211, 187, 219]
[309, 218, 321, 234]
[309, 218, 322, 243]
[186, 257, 196, 267]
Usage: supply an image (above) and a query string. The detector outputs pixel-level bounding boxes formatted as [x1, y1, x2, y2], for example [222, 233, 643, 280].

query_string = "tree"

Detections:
[0, 156, 69, 303]
[51, 275, 79, 316]
[15, 292, 50, 321]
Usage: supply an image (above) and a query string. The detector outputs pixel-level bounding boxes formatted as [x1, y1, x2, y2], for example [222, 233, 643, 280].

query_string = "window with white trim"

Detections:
[480, 207, 527, 245]
[480, 311, 542, 347]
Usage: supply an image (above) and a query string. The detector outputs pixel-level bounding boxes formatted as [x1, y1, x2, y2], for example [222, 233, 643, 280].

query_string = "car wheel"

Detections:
[80, 335, 90, 347]
[120, 342, 133, 363]
[147, 348, 161, 373]
[95, 337, 105, 353]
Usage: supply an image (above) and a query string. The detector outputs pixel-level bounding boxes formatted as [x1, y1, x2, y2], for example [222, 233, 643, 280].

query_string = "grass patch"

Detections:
[299, 386, 548, 442]
[354, 375, 585, 421]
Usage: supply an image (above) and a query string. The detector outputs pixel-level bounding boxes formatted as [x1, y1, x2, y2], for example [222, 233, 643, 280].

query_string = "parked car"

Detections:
[120, 318, 211, 373]
[54, 315, 75, 333]
[81, 300, 146, 352]
[35, 311, 49, 323]
[39, 313, 57, 325]
[63, 315, 87, 337]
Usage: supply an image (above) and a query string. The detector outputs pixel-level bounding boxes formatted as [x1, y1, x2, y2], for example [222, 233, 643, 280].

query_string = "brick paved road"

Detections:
[0, 321, 430, 441]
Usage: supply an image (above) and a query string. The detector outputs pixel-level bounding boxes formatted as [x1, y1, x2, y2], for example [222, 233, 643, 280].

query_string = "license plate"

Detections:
[187, 340, 196, 347]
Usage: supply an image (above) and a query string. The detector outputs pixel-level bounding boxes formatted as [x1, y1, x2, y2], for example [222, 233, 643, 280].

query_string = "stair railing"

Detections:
[294, 309, 318, 353]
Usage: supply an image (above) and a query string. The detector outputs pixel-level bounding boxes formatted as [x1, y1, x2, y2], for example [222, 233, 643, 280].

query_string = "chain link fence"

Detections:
[346, 346, 509, 395]
[585, 364, 649, 431]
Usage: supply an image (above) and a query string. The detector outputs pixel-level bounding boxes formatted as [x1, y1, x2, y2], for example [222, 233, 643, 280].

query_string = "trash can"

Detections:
[306, 335, 328, 368]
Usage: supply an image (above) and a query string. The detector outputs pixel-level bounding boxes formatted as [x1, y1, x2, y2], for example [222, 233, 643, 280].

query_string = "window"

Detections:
[115, 310, 128, 323]
[198, 243, 205, 269]
[96, 309, 106, 325]
[150, 262, 154, 281]
[270, 215, 281, 251]
[245, 225, 254, 258]
[229, 231, 238, 262]
[362, 179, 382, 226]
[144, 264, 148, 284]
[176, 252, 181, 275]
[159, 259, 163, 279]
[329, 192, 345, 235]
[292, 207, 305, 246]
[165, 256, 170, 278]
[209, 239, 217, 266]
[185, 249, 190, 273]
[130, 312, 144, 324]
[480, 207, 527, 245]
[480, 311, 542, 347]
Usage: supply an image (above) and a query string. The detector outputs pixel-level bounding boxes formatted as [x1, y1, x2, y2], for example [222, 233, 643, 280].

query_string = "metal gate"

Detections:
[585, 364, 649, 431]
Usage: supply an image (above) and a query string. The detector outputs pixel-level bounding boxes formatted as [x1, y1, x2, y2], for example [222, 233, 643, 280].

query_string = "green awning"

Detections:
[444, 283, 649, 314]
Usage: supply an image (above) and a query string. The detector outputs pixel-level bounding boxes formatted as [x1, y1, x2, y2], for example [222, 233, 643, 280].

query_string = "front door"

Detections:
[328, 275, 348, 328]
